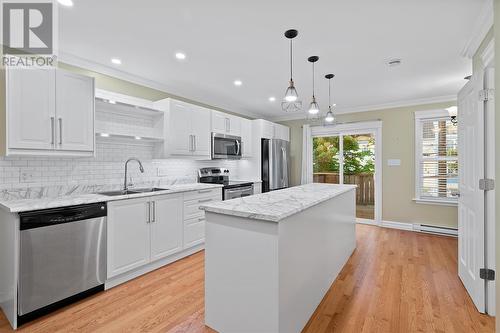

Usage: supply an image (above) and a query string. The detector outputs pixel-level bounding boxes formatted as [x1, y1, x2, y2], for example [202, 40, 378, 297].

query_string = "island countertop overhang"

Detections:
[200, 183, 356, 222]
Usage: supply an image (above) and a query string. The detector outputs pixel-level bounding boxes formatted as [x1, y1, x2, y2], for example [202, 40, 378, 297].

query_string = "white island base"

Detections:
[204, 185, 356, 333]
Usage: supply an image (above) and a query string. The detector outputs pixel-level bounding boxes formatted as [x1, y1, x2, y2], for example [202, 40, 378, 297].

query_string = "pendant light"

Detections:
[282, 29, 302, 112]
[307, 56, 320, 116]
[324, 74, 335, 123]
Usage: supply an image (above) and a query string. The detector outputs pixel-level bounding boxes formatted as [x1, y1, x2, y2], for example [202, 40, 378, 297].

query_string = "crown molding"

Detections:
[460, 0, 493, 59]
[268, 95, 457, 122]
[57, 52, 263, 119]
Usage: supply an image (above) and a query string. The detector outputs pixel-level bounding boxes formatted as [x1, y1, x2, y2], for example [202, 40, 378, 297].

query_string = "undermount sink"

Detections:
[129, 187, 169, 193]
[97, 188, 168, 196]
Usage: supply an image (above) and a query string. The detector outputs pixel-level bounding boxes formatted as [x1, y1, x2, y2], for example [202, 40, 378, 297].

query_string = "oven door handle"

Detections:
[225, 186, 253, 193]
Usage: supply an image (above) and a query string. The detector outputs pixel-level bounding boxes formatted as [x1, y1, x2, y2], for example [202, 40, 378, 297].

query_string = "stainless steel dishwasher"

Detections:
[18, 203, 107, 323]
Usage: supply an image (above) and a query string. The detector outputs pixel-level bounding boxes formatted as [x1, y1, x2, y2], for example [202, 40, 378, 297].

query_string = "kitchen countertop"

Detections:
[200, 183, 356, 222]
[0, 183, 223, 213]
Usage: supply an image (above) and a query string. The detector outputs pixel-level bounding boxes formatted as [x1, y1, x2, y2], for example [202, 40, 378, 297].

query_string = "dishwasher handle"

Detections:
[19, 203, 107, 230]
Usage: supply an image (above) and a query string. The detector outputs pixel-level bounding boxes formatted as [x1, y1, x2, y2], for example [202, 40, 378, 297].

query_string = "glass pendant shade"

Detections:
[308, 97, 320, 114]
[325, 109, 334, 122]
[284, 80, 298, 102]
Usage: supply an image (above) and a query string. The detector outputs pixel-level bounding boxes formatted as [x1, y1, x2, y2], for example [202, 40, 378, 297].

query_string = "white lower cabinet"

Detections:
[107, 193, 183, 279]
[150, 194, 183, 261]
[106, 188, 222, 282]
[107, 197, 151, 278]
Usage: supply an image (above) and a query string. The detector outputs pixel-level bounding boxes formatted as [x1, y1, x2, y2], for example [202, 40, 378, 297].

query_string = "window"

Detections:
[415, 110, 458, 205]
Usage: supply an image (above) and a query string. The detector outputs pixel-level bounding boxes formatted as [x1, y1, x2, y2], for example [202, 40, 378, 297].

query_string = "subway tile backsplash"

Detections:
[0, 139, 240, 191]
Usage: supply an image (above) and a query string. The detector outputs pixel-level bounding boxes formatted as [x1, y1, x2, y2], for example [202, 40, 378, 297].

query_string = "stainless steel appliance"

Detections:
[261, 138, 290, 192]
[198, 168, 253, 200]
[211, 133, 242, 159]
[18, 203, 107, 323]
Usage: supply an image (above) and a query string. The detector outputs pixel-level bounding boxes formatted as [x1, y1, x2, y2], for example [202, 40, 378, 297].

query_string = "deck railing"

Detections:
[313, 172, 375, 205]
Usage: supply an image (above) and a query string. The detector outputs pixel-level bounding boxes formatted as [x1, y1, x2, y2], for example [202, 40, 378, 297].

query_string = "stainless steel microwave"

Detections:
[212, 133, 242, 159]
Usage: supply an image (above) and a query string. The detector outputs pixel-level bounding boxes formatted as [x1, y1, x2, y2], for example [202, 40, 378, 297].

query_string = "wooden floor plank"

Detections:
[0, 224, 494, 333]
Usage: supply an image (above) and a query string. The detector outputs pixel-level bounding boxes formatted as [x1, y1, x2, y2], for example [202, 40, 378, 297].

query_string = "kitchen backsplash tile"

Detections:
[0, 139, 240, 192]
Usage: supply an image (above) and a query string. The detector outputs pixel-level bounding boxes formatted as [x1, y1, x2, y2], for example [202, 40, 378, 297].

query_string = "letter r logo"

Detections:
[2, 2, 53, 55]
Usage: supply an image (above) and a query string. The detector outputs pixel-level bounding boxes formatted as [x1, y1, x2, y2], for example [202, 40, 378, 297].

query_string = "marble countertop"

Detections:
[200, 183, 356, 222]
[0, 183, 223, 213]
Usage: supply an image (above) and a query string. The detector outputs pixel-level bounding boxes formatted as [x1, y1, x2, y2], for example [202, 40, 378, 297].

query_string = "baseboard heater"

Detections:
[413, 224, 458, 237]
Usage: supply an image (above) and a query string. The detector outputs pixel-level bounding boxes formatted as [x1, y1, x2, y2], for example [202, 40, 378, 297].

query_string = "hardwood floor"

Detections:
[0, 225, 494, 333]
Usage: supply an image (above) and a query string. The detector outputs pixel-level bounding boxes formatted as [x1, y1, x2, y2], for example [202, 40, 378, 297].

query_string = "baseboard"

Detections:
[356, 219, 457, 237]
[105, 244, 205, 289]
[356, 218, 378, 226]
[381, 220, 414, 231]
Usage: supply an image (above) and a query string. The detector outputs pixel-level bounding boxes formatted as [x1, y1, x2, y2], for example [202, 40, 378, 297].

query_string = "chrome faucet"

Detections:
[124, 158, 144, 191]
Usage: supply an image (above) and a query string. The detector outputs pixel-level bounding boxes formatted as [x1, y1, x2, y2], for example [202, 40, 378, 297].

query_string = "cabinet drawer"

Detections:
[183, 188, 221, 201]
[184, 220, 205, 248]
[184, 196, 219, 220]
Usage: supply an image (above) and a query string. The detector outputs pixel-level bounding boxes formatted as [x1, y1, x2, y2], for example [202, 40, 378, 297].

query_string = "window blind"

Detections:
[417, 118, 458, 201]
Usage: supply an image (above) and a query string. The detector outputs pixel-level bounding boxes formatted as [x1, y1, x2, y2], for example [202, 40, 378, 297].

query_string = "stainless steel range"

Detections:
[198, 168, 253, 200]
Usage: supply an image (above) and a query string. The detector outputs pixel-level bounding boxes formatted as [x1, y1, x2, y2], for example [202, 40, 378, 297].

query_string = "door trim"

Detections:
[311, 121, 383, 225]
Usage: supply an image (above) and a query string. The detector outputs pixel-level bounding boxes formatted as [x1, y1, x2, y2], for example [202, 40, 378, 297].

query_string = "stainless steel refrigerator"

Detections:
[261, 138, 290, 192]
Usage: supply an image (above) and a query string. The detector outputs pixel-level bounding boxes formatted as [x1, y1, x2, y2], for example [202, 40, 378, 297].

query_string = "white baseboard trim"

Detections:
[356, 218, 457, 237]
[381, 220, 414, 231]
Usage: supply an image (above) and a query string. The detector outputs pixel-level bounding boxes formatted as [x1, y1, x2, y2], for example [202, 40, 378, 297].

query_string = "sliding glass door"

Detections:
[313, 132, 376, 220]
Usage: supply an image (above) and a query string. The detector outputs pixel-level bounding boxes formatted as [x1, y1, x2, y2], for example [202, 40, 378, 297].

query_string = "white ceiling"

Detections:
[58, 0, 488, 120]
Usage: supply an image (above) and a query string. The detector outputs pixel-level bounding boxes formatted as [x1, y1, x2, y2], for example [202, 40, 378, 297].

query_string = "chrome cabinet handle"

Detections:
[198, 198, 212, 203]
[146, 201, 151, 223]
[58, 118, 62, 145]
[193, 135, 196, 152]
[151, 201, 156, 222]
[50, 117, 55, 145]
[198, 217, 206, 222]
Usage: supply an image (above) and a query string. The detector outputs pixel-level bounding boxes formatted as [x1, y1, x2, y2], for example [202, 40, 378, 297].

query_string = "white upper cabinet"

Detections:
[253, 119, 290, 142]
[56, 70, 94, 152]
[4, 68, 95, 156]
[240, 118, 253, 157]
[7, 68, 55, 151]
[191, 105, 211, 157]
[155, 98, 211, 159]
[211, 110, 241, 137]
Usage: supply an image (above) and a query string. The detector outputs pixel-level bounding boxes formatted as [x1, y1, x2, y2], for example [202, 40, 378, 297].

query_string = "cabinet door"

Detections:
[275, 124, 290, 141]
[56, 71, 94, 152]
[227, 115, 241, 136]
[7, 68, 55, 150]
[240, 118, 253, 157]
[169, 100, 193, 155]
[191, 106, 211, 157]
[107, 198, 151, 278]
[261, 121, 275, 139]
[150, 194, 183, 261]
[211, 110, 228, 134]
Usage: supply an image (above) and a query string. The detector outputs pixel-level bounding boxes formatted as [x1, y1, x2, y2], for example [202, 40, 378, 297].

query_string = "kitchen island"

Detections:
[200, 183, 357, 333]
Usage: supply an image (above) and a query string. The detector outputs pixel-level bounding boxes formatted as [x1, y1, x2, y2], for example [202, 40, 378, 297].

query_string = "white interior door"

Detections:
[457, 73, 485, 313]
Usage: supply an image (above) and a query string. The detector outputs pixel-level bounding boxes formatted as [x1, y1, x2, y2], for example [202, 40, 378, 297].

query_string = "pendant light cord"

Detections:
[328, 78, 331, 110]
[312, 62, 315, 97]
[290, 39, 293, 81]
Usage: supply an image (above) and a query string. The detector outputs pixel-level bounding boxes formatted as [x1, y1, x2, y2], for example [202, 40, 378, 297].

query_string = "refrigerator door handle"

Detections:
[281, 147, 286, 187]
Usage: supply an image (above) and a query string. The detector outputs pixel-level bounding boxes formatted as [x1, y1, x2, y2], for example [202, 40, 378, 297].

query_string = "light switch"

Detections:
[387, 159, 401, 166]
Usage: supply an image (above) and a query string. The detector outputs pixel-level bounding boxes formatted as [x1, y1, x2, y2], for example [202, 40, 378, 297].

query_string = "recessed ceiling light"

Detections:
[100, 133, 110, 137]
[134, 136, 142, 140]
[108, 100, 116, 104]
[57, 0, 73, 7]
[387, 58, 402, 67]
[269, 97, 276, 102]
[234, 80, 242, 86]
[175, 52, 186, 60]
[111, 58, 122, 65]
